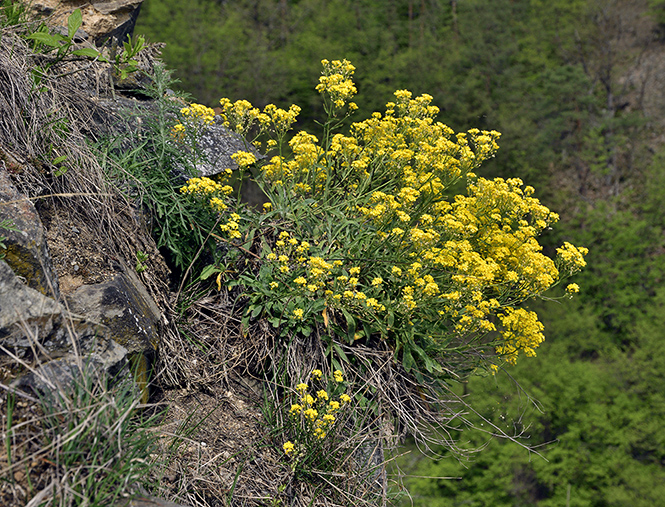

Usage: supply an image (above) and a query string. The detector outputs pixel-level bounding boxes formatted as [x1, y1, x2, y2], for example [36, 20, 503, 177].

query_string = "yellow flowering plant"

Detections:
[217, 60, 587, 380]
[193, 60, 587, 398]
[271, 369, 358, 480]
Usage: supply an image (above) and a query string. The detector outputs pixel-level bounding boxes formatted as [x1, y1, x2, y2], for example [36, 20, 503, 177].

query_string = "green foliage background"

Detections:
[136, 0, 665, 504]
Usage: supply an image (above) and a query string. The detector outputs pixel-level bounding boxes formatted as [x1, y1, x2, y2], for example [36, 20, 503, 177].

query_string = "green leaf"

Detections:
[402, 348, 415, 372]
[250, 305, 263, 319]
[387, 310, 395, 330]
[53, 166, 67, 177]
[27, 32, 62, 47]
[52, 155, 67, 165]
[199, 264, 220, 280]
[332, 342, 349, 365]
[341, 308, 356, 343]
[68, 9, 82, 40]
[72, 48, 101, 59]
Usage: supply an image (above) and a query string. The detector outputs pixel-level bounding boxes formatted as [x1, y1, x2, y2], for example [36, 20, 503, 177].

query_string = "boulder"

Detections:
[23, 0, 144, 43]
[0, 258, 129, 394]
[0, 259, 62, 358]
[194, 121, 261, 177]
[66, 264, 162, 402]
[193, 121, 267, 206]
[66, 265, 161, 355]
[11, 335, 128, 397]
[0, 166, 59, 300]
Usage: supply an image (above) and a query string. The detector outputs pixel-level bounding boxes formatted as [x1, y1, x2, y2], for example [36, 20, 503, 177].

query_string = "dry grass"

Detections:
[0, 327, 159, 507]
[0, 24, 173, 313]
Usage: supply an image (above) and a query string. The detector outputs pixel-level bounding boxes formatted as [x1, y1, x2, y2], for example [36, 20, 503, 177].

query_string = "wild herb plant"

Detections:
[278, 369, 353, 470]
[0, 0, 26, 28]
[186, 59, 588, 379]
[21, 7, 145, 90]
[103, 33, 146, 81]
[261, 368, 382, 503]
[94, 65, 227, 275]
[25, 9, 93, 86]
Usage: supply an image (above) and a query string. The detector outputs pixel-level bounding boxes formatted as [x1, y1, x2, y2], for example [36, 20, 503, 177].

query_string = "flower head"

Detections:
[283, 441, 295, 455]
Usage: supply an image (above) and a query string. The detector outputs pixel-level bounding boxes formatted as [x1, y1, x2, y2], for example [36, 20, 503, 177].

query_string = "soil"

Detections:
[150, 375, 291, 506]
[40, 201, 118, 293]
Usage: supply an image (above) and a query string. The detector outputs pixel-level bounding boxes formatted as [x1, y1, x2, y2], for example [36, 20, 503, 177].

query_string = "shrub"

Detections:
[174, 59, 588, 459]
[186, 59, 587, 374]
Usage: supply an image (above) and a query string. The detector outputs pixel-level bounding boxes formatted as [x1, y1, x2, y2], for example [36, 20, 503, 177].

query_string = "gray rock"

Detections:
[1, 258, 130, 399]
[66, 265, 161, 402]
[194, 121, 262, 177]
[0, 259, 63, 357]
[0, 166, 59, 299]
[0, 258, 113, 356]
[11, 337, 128, 396]
[66, 265, 161, 356]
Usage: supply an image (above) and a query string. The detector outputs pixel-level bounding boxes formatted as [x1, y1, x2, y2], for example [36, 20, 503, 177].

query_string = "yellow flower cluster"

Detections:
[259, 132, 326, 189]
[171, 123, 186, 140]
[263, 231, 389, 318]
[218, 98, 264, 135]
[180, 103, 215, 125]
[496, 308, 545, 364]
[557, 242, 589, 272]
[218, 98, 300, 145]
[316, 59, 357, 109]
[230, 60, 588, 368]
[284, 369, 350, 453]
[219, 212, 242, 240]
[283, 441, 295, 455]
[263, 103, 301, 138]
[231, 150, 257, 168]
[180, 174, 234, 212]
[180, 176, 232, 196]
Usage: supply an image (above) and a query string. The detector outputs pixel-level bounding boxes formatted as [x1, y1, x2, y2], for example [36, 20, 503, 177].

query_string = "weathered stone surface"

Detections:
[66, 266, 161, 355]
[194, 121, 268, 206]
[0, 259, 113, 357]
[0, 259, 62, 356]
[24, 0, 144, 43]
[0, 258, 134, 400]
[66, 266, 161, 402]
[0, 167, 59, 299]
[90, 97, 157, 140]
[194, 121, 262, 177]
[11, 336, 128, 396]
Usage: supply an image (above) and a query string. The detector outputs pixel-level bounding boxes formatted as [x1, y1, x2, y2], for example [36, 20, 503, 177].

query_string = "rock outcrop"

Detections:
[0, 168, 59, 300]
[0, 171, 148, 398]
[22, 0, 144, 43]
[0, 8, 253, 398]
